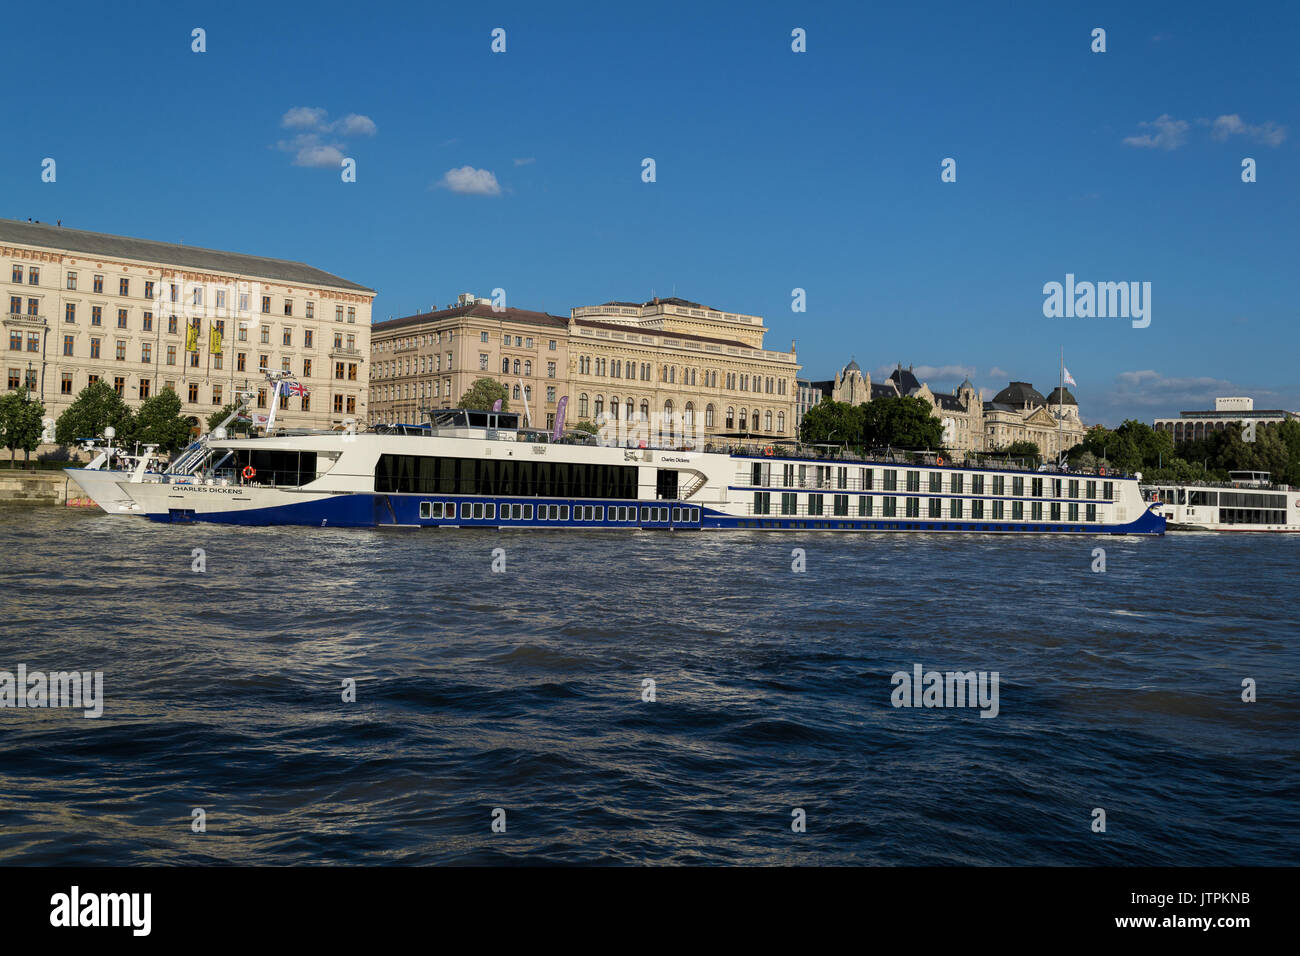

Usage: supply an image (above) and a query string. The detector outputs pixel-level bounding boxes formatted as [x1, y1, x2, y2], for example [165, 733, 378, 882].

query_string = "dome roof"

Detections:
[1045, 386, 1077, 406]
[888, 365, 922, 393]
[992, 381, 1046, 406]
[842, 358, 862, 375]
[958, 378, 975, 392]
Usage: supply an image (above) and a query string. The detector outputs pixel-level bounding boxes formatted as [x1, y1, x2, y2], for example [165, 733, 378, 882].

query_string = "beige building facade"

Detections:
[1, 219, 374, 442]
[813, 360, 1086, 458]
[370, 295, 801, 441]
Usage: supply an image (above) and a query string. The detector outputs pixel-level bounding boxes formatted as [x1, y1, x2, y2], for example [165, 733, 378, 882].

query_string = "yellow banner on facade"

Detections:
[209, 326, 223, 354]
[185, 320, 199, 353]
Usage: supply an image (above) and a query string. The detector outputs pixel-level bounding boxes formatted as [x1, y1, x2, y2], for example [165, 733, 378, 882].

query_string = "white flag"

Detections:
[1063, 367, 1077, 387]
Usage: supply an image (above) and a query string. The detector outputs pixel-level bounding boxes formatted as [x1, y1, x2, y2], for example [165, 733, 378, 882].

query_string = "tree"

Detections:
[570, 419, 599, 436]
[133, 388, 193, 453]
[1002, 440, 1041, 463]
[456, 378, 509, 412]
[0, 388, 46, 465]
[54, 380, 134, 447]
[799, 400, 862, 445]
[860, 396, 944, 450]
[208, 403, 252, 437]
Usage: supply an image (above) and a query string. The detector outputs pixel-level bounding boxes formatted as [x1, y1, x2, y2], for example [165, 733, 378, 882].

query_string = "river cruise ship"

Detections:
[82, 409, 1164, 534]
[1143, 472, 1300, 532]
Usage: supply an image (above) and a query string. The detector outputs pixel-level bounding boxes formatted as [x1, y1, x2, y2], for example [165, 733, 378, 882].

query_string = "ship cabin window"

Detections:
[861, 468, 872, 490]
[1086, 480, 1096, 499]
[971, 475, 984, 495]
[883, 470, 897, 491]
[1103, 481, 1114, 500]
[991, 476, 1005, 496]
[1086, 504, 1097, 522]
[672, 508, 682, 521]
[951, 474, 963, 494]
[928, 472, 941, 493]
[1032, 477, 1044, 497]
[882, 497, 897, 517]
[951, 499, 963, 518]
[1011, 501, 1023, 520]
[808, 495, 824, 516]
[375, 454, 636, 499]
[1068, 480, 1079, 499]
[833, 494, 849, 516]
[231, 450, 318, 487]
[1032, 502, 1043, 520]
[928, 498, 941, 518]
[906, 471, 920, 492]
[640, 507, 649, 521]
[1012, 476, 1024, 496]
[971, 500, 984, 519]
[859, 496, 871, 516]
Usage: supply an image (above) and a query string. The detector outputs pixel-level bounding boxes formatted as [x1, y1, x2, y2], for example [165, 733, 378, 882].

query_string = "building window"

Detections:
[61, 372, 73, 395]
[65, 303, 76, 323]
[142, 311, 153, 331]
[62, 334, 74, 356]
[335, 362, 345, 380]
[284, 299, 293, 316]
[119, 277, 129, 297]
[90, 338, 101, 359]
[334, 394, 344, 413]
[144, 280, 154, 300]
[67, 271, 78, 290]
[257, 389, 267, 408]
[261, 295, 271, 313]
[113, 376, 125, 397]
[303, 358, 312, 377]
[347, 307, 355, 323]
[166, 345, 176, 365]
[213, 385, 223, 406]
[139, 379, 150, 399]
[304, 329, 313, 349]
[117, 309, 128, 328]
[141, 343, 151, 363]
[237, 352, 247, 372]
[91, 306, 102, 326]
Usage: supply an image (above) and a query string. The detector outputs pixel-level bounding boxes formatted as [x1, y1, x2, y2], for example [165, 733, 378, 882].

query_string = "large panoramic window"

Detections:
[375, 455, 638, 500]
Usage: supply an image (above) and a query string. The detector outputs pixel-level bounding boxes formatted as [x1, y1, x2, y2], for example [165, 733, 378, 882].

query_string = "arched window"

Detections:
[739, 409, 748, 431]
[663, 399, 674, 421]
[726, 406, 735, 429]
[669, 367, 676, 384]
[640, 400, 649, 421]
[594, 397, 604, 420]
[777, 411, 785, 433]
[610, 396, 619, 419]
[512, 385, 521, 400]
[579, 393, 589, 417]
[705, 404, 715, 427]
[502, 357, 509, 373]
[626, 398, 634, 420]
[684, 402, 695, 427]
[524, 360, 532, 376]
[764, 410, 772, 432]
[513, 359, 521, 375]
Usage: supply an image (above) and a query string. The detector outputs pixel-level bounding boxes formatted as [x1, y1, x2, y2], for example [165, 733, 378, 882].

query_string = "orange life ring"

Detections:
[1098, 466, 1107, 476]
[763, 446, 774, 457]
[936, 455, 945, 466]
[242, 466, 256, 480]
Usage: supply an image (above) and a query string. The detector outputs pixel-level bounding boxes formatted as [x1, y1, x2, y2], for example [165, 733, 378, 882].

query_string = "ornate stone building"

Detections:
[806, 360, 1086, 457]
[2, 218, 374, 442]
[371, 295, 802, 441]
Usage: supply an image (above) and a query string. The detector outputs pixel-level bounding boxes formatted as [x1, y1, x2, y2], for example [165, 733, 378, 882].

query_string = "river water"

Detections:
[0, 504, 1295, 864]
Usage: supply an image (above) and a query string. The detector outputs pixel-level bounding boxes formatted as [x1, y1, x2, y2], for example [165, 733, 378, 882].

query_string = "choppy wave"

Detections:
[0, 505, 1296, 864]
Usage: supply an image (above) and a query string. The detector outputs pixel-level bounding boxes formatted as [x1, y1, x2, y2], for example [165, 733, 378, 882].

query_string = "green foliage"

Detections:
[1070, 418, 1300, 483]
[860, 395, 945, 450]
[208, 403, 252, 436]
[799, 399, 863, 445]
[570, 419, 599, 435]
[456, 377, 509, 412]
[54, 380, 133, 446]
[133, 388, 194, 453]
[0, 388, 46, 463]
[1001, 440, 1041, 463]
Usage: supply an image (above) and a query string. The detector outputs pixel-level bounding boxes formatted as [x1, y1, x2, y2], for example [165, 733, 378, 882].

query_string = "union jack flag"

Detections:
[279, 381, 309, 397]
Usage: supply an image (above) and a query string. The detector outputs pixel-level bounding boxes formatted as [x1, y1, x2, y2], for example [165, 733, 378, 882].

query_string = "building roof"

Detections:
[571, 316, 753, 350]
[991, 381, 1046, 407]
[0, 217, 373, 292]
[842, 358, 862, 375]
[888, 366, 922, 393]
[1045, 386, 1078, 406]
[959, 378, 975, 392]
[374, 303, 569, 335]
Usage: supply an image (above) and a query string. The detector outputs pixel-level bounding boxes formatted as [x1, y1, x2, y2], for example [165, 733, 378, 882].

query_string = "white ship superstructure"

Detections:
[1144, 472, 1300, 532]
[89, 409, 1164, 534]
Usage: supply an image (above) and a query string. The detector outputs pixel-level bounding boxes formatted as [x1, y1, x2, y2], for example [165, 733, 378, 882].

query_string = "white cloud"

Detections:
[334, 113, 377, 137]
[437, 166, 502, 196]
[294, 144, 346, 168]
[514, 157, 536, 166]
[1207, 114, 1286, 146]
[988, 367, 1009, 380]
[1122, 114, 1190, 150]
[275, 108, 376, 169]
[281, 106, 328, 129]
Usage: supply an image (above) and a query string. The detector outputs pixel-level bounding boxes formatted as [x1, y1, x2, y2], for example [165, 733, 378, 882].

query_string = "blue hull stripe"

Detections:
[149, 493, 1165, 534]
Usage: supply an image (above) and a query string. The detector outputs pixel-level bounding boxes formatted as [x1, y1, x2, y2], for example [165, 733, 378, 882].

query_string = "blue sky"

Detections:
[5, 0, 1297, 425]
